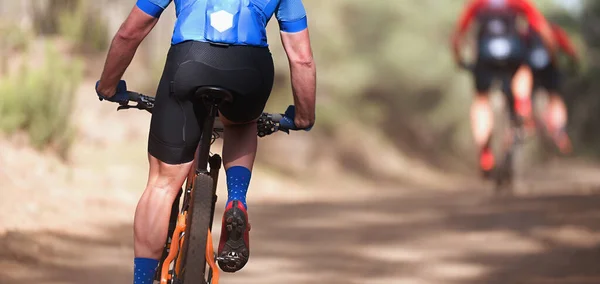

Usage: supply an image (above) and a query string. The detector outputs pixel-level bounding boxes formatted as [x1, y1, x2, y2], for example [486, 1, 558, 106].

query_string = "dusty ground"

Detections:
[2, 81, 600, 284]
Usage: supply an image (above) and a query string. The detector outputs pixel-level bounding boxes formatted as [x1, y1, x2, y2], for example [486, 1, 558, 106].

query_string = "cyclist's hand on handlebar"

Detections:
[96, 80, 130, 104]
[456, 58, 471, 71]
[279, 105, 313, 131]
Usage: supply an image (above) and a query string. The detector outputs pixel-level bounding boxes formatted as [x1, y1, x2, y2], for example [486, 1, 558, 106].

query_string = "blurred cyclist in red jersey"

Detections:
[451, 0, 557, 177]
[525, 22, 579, 153]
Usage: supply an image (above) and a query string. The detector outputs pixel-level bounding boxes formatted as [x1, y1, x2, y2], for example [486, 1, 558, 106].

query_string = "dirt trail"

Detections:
[2, 81, 600, 284]
[3, 153, 600, 284]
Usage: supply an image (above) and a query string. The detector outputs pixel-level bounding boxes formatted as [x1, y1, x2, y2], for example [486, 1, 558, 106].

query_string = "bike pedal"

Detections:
[217, 254, 244, 269]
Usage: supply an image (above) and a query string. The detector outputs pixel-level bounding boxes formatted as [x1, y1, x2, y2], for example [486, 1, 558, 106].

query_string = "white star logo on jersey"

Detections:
[210, 10, 234, 33]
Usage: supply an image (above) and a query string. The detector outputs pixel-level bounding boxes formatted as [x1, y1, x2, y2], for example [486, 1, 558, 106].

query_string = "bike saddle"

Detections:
[194, 86, 234, 103]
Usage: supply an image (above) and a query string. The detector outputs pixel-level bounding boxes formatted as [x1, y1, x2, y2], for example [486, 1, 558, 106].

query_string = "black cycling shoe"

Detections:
[217, 200, 250, 273]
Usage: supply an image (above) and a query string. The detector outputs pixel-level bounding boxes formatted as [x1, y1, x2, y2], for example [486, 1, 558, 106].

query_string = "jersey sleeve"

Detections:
[136, 0, 173, 18]
[551, 24, 577, 58]
[455, 0, 484, 36]
[516, 0, 556, 51]
[276, 0, 308, 33]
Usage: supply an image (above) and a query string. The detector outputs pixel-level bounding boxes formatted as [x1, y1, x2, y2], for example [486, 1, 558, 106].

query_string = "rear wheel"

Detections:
[490, 95, 520, 195]
[182, 173, 214, 284]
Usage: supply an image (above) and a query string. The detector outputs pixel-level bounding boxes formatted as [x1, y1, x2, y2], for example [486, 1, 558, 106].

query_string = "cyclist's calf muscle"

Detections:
[219, 116, 259, 171]
[134, 156, 193, 258]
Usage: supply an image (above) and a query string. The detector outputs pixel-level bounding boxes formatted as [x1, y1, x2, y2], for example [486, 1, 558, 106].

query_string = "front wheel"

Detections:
[181, 174, 214, 283]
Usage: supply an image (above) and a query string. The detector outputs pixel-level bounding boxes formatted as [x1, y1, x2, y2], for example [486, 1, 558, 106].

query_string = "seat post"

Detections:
[193, 86, 234, 175]
[196, 101, 218, 175]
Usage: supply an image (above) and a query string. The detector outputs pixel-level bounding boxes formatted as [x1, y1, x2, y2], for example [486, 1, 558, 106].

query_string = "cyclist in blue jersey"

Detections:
[95, 0, 316, 282]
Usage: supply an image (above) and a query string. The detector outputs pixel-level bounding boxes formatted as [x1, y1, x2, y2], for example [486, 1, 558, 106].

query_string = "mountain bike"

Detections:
[459, 62, 542, 194]
[115, 86, 292, 284]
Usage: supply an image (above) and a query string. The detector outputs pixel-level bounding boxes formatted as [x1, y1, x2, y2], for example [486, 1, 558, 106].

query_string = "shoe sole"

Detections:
[217, 206, 249, 273]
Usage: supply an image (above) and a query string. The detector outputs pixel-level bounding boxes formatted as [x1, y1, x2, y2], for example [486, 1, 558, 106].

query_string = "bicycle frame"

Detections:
[119, 89, 286, 284]
[160, 96, 223, 284]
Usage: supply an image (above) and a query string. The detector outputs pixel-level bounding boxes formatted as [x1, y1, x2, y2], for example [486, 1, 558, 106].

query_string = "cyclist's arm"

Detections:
[97, 0, 171, 98]
[552, 24, 578, 62]
[451, 0, 484, 63]
[517, 0, 557, 56]
[277, 0, 316, 129]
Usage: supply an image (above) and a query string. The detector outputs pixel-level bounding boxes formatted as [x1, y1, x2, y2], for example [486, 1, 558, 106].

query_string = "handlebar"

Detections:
[117, 92, 288, 137]
[458, 61, 475, 72]
[116, 92, 155, 113]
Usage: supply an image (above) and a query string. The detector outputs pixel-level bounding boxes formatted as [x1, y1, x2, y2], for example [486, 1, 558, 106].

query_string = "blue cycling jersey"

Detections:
[136, 0, 308, 47]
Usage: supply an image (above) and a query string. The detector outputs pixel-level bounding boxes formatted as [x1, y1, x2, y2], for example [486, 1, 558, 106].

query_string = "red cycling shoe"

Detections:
[217, 200, 251, 273]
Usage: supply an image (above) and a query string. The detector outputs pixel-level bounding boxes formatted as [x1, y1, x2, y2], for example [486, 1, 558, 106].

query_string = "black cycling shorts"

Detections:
[472, 59, 521, 95]
[473, 34, 525, 95]
[148, 41, 275, 164]
[533, 64, 561, 93]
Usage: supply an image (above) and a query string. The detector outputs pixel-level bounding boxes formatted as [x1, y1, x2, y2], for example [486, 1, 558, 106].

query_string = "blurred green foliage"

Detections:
[3, 0, 599, 166]
[267, 0, 496, 168]
[57, 0, 109, 52]
[562, 0, 600, 158]
[0, 44, 83, 158]
[33, 0, 109, 52]
[0, 22, 32, 52]
[264, 0, 585, 169]
[0, 21, 33, 75]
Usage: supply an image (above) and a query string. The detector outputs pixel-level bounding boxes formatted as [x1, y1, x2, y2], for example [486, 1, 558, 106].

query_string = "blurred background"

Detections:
[2, 0, 600, 283]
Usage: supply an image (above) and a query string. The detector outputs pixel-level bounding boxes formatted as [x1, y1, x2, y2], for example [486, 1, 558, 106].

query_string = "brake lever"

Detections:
[117, 105, 132, 111]
[116, 103, 149, 111]
[139, 97, 155, 108]
[257, 113, 290, 137]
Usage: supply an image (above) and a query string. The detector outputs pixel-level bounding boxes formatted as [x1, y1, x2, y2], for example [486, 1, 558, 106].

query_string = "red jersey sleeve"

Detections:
[454, 0, 485, 41]
[513, 0, 557, 53]
[551, 24, 577, 58]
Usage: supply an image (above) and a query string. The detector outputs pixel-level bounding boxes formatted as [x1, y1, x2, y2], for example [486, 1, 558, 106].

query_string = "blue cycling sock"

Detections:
[133, 257, 159, 284]
[226, 166, 252, 209]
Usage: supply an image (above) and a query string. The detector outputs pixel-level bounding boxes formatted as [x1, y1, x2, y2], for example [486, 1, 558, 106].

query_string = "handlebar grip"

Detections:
[270, 113, 283, 122]
[459, 61, 475, 72]
[127, 91, 141, 102]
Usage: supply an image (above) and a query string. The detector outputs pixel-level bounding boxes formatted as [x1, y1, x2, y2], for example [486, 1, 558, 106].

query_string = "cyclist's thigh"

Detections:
[501, 63, 521, 94]
[540, 65, 561, 94]
[218, 46, 274, 123]
[474, 60, 496, 95]
[148, 42, 204, 165]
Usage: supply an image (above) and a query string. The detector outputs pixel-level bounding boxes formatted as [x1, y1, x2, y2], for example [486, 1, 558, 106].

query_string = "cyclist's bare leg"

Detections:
[220, 116, 258, 171]
[512, 65, 534, 123]
[133, 155, 193, 259]
[217, 113, 257, 272]
[545, 93, 567, 132]
[471, 92, 494, 172]
[545, 92, 572, 152]
[471, 93, 494, 149]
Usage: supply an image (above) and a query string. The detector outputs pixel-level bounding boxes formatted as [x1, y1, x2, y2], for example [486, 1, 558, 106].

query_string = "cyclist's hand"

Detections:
[456, 58, 472, 71]
[279, 105, 313, 131]
[96, 80, 129, 104]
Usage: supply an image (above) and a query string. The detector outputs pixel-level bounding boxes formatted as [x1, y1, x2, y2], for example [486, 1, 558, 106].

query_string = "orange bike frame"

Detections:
[160, 167, 220, 284]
